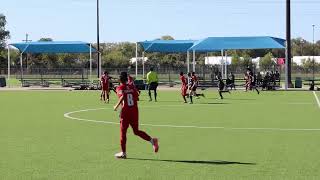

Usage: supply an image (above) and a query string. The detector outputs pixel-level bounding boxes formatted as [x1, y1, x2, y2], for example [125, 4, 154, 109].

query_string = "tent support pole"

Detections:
[99, 52, 102, 78]
[187, 51, 190, 73]
[193, 50, 196, 72]
[135, 42, 138, 77]
[225, 50, 227, 78]
[221, 50, 224, 79]
[20, 53, 23, 81]
[89, 44, 92, 82]
[142, 51, 145, 79]
[7, 45, 10, 81]
[285, 47, 288, 90]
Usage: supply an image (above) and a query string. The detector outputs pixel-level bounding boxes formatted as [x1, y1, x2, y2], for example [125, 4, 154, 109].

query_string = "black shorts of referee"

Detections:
[148, 82, 158, 90]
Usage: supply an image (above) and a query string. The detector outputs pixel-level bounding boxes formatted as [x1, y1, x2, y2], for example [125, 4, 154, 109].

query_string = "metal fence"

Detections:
[0, 64, 319, 86]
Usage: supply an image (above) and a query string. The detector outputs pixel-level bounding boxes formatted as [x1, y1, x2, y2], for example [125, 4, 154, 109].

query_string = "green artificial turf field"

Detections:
[1, 90, 320, 180]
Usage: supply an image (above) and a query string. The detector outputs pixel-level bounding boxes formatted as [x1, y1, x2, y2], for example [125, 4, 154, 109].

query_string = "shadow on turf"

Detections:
[199, 102, 229, 105]
[227, 98, 256, 101]
[127, 158, 256, 165]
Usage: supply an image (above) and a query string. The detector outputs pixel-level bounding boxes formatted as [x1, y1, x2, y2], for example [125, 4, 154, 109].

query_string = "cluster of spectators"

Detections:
[257, 71, 280, 90]
[213, 69, 281, 91]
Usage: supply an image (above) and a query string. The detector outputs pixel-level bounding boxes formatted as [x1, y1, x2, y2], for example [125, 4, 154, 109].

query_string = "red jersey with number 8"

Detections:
[116, 83, 139, 115]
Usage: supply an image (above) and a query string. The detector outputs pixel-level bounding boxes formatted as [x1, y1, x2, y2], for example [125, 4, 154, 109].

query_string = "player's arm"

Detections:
[113, 95, 124, 111]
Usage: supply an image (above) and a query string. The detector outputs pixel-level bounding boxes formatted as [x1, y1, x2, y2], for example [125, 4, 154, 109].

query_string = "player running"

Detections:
[113, 72, 159, 159]
[179, 72, 188, 103]
[249, 71, 260, 94]
[245, 68, 260, 94]
[187, 72, 196, 104]
[191, 72, 205, 99]
[100, 71, 110, 103]
[217, 73, 230, 99]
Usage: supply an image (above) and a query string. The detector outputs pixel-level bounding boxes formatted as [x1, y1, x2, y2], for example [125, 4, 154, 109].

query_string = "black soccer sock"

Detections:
[189, 95, 193, 103]
[148, 90, 152, 100]
[183, 96, 187, 103]
[219, 91, 223, 99]
[154, 90, 157, 101]
[107, 94, 110, 100]
[255, 88, 260, 94]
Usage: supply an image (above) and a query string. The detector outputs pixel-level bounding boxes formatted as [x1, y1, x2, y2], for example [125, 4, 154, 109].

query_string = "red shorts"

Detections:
[102, 84, 109, 91]
[181, 85, 187, 96]
[120, 109, 138, 127]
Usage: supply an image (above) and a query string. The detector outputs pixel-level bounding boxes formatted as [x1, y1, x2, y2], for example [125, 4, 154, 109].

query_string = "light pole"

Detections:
[285, 0, 292, 89]
[97, 0, 100, 78]
[312, 25, 315, 81]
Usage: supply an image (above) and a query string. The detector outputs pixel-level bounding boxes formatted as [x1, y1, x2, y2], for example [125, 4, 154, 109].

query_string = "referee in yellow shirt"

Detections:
[147, 67, 159, 102]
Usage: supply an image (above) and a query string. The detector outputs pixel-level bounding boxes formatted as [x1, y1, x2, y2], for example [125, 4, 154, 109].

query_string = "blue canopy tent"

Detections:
[137, 36, 285, 80]
[189, 36, 286, 78]
[189, 36, 285, 52]
[7, 41, 98, 81]
[137, 40, 196, 77]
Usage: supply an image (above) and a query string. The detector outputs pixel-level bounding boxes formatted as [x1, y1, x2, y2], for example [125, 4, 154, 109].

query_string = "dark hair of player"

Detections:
[104, 71, 108, 75]
[119, 72, 128, 83]
[179, 72, 184, 76]
[192, 72, 195, 76]
[187, 72, 191, 77]
[150, 67, 154, 71]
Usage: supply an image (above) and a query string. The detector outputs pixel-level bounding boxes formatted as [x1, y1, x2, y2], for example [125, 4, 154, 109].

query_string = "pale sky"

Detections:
[1, 0, 319, 43]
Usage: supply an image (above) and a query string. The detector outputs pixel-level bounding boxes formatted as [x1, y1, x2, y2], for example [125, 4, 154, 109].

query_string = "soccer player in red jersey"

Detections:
[100, 71, 110, 103]
[179, 72, 188, 103]
[113, 72, 159, 159]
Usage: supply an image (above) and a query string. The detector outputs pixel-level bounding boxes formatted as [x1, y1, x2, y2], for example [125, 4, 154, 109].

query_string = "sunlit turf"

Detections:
[1, 89, 320, 179]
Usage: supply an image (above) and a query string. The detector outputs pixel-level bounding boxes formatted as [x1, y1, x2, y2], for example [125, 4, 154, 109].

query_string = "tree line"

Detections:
[1, 13, 320, 72]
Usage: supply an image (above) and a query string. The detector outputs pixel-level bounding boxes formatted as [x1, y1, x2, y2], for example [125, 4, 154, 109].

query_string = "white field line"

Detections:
[64, 105, 320, 132]
[313, 91, 320, 109]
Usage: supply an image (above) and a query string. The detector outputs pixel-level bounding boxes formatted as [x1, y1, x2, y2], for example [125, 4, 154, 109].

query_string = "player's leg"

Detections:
[254, 86, 260, 94]
[183, 95, 187, 103]
[154, 89, 157, 102]
[106, 89, 110, 103]
[182, 87, 187, 103]
[102, 89, 106, 102]
[148, 84, 152, 101]
[189, 89, 193, 104]
[219, 90, 224, 99]
[100, 87, 105, 101]
[130, 113, 159, 153]
[115, 118, 130, 159]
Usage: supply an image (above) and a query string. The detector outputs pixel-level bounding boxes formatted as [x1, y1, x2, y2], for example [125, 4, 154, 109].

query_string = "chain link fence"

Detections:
[0, 64, 319, 87]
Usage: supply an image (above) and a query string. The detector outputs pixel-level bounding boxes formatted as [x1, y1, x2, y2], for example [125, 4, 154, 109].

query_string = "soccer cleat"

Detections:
[114, 152, 127, 159]
[152, 138, 159, 153]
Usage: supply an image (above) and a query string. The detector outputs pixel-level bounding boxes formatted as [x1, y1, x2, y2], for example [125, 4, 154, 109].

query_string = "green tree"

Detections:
[300, 58, 319, 73]
[39, 38, 53, 42]
[160, 35, 174, 40]
[259, 52, 275, 71]
[0, 14, 10, 68]
[0, 14, 10, 49]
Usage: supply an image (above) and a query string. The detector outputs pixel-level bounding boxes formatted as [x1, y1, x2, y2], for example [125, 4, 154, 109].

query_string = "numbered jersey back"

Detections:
[116, 84, 139, 109]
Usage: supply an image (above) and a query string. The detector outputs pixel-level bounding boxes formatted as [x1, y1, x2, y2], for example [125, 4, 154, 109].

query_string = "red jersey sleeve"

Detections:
[116, 85, 124, 98]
